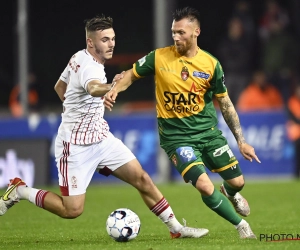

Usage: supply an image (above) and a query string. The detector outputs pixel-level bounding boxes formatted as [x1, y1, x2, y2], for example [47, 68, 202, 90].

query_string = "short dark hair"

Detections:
[172, 7, 200, 27]
[84, 14, 113, 33]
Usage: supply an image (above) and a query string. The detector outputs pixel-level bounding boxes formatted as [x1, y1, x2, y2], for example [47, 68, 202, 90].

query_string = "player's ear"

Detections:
[195, 27, 201, 37]
[87, 38, 93, 48]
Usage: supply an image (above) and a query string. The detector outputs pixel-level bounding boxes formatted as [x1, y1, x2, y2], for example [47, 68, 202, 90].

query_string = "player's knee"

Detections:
[195, 179, 214, 196]
[135, 171, 155, 191]
[235, 181, 245, 189]
[61, 207, 84, 219]
[228, 176, 245, 189]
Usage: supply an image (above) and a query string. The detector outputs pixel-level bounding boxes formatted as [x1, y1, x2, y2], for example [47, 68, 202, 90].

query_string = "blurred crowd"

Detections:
[215, 0, 299, 112]
[215, 0, 300, 178]
[1, 0, 299, 118]
[3, 0, 300, 119]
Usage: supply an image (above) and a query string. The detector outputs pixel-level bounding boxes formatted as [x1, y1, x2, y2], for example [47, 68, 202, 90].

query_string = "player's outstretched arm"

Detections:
[87, 80, 114, 97]
[87, 71, 126, 100]
[216, 95, 261, 163]
[104, 69, 138, 111]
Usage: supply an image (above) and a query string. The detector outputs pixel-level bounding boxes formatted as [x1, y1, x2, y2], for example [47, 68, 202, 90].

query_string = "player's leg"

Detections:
[42, 137, 98, 218]
[97, 134, 208, 238]
[0, 137, 98, 218]
[171, 149, 242, 226]
[42, 193, 85, 218]
[112, 159, 162, 206]
[170, 145, 255, 239]
[219, 173, 250, 217]
[186, 167, 255, 239]
[112, 159, 208, 238]
[0, 178, 86, 218]
[221, 175, 245, 193]
[201, 136, 255, 238]
[202, 134, 250, 217]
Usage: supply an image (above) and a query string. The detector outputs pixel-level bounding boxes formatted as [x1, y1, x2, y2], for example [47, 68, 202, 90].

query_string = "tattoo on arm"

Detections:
[217, 96, 246, 145]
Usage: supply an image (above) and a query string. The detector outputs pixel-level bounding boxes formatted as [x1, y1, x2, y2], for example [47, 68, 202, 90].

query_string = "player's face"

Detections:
[88, 28, 115, 63]
[171, 18, 200, 57]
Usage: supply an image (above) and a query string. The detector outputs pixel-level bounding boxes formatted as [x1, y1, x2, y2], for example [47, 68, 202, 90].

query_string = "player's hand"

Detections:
[238, 143, 261, 163]
[104, 71, 125, 111]
[112, 71, 125, 82]
[104, 88, 118, 111]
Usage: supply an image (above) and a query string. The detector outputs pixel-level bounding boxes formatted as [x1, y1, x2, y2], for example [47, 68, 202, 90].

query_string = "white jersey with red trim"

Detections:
[57, 49, 109, 145]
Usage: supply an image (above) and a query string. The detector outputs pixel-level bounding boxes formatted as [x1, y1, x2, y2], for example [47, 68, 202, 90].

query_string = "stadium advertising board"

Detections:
[0, 139, 50, 188]
[0, 111, 294, 185]
[217, 111, 294, 178]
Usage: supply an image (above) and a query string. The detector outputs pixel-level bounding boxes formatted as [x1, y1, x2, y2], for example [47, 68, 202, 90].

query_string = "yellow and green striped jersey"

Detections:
[132, 45, 227, 150]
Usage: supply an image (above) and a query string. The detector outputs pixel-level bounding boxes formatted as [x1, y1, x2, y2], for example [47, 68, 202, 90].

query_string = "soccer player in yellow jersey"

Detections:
[105, 7, 261, 239]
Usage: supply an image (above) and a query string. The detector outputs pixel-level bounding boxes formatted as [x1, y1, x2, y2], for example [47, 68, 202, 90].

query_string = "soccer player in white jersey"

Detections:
[0, 14, 208, 239]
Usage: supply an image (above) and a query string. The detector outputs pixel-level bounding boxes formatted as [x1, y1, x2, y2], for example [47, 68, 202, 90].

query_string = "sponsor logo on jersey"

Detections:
[163, 91, 201, 113]
[162, 80, 206, 114]
[181, 66, 189, 81]
[192, 71, 210, 79]
[176, 146, 196, 163]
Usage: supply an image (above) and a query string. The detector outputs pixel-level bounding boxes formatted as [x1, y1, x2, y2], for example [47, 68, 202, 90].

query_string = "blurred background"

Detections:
[0, 0, 299, 187]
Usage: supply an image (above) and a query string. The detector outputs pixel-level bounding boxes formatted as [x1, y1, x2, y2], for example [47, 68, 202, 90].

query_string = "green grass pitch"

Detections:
[0, 180, 299, 250]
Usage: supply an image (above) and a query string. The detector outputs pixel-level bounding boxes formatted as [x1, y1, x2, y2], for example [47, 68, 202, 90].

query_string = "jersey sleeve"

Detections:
[81, 65, 106, 91]
[133, 50, 155, 78]
[59, 66, 69, 84]
[210, 61, 227, 97]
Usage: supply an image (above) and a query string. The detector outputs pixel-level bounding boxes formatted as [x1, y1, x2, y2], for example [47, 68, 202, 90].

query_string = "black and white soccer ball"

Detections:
[106, 208, 141, 242]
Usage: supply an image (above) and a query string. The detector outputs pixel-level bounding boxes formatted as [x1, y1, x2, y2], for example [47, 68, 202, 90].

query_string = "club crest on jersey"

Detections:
[181, 66, 189, 81]
[69, 55, 80, 73]
[71, 176, 77, 189]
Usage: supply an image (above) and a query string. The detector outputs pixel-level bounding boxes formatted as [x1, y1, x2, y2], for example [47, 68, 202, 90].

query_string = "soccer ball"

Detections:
[106, 208, 141, 242]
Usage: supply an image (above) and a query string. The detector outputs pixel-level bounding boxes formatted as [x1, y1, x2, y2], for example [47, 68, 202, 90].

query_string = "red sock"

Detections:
[35, 190, 49, 208]
[150, 197, 170, 216]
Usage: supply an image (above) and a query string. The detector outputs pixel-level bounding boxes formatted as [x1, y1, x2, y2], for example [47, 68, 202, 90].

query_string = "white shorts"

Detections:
[55, 132, 135, 196]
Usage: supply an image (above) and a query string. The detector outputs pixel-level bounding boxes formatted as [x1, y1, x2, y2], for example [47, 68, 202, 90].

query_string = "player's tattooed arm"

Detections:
[216, 95, 246, 145]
